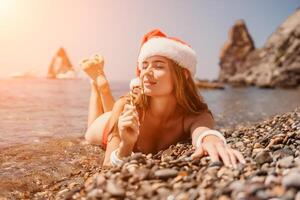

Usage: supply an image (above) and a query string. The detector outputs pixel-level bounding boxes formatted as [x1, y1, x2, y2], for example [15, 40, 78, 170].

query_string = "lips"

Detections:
[144, 80, 157, 86]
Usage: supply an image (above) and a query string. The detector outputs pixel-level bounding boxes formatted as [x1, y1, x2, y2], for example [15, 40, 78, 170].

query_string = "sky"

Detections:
[0, 0, 299, 81]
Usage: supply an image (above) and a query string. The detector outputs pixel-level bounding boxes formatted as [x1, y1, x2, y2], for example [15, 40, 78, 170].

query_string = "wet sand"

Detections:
[0, 137, 104, 199]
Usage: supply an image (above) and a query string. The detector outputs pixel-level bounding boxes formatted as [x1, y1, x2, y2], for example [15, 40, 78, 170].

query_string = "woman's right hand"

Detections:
[117, 104, 140, 147]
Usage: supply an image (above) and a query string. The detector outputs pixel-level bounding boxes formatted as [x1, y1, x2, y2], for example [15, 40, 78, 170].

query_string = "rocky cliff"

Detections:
[219, 9, 300, 88]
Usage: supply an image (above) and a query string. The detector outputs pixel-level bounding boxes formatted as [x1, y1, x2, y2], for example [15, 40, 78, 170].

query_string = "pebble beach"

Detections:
[29, 107, 300, 200]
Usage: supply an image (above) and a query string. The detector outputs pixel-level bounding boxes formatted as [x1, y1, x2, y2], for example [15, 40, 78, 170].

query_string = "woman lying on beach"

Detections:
[81, 29, 245, 167]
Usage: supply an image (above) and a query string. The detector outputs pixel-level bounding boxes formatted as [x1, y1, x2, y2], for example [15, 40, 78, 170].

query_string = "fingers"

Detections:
[233, 149, 246, 164]
[119, 109, 139, 122]
[118, 117, 137, 128]
[124, 104, 137, 110]
[122, 105, 139, 116]
[132, 87, 141, 94]
[130, 92, 140, 100]
[216, 146, 245, 168]
[202, 141, 246, 168]
[226, 148, 238, 168]
[120, 110, 139, 125]
[216, 144, 232, 167]
[120, 121, 139, 133]
[120, 115, 139, 127]
[121, 109, 138, 118]
[118, 104, 140, 132]
[204, 143, 220, 163]
[191, 146, 204, 160]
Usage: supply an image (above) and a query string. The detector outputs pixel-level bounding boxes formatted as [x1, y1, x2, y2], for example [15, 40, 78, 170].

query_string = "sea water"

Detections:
[0, 78, 299, 148]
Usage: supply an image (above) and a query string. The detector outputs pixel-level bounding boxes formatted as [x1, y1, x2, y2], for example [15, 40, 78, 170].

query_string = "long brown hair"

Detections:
[170, 61, 211, 115]
[107, 59, 213, 143]
[135, 58, 212, 120]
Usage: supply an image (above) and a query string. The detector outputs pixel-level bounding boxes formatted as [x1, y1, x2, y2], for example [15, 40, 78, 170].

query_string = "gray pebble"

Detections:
[254, 150, 273, 165]
[154, 169, 178, 179]
[277, 156, 294, 168]
[282, 172, 300, 189]
[106, 180, 125, 197]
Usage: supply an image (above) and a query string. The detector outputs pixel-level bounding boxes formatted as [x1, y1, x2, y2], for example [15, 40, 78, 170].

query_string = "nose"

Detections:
[142, 64, 154, 77]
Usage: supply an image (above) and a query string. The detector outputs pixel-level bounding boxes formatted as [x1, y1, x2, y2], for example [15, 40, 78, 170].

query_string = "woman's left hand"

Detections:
[191, 135, 246, 168]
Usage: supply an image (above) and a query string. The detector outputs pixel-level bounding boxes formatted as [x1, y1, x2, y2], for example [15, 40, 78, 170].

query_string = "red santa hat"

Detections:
[136, 29, 197, 77]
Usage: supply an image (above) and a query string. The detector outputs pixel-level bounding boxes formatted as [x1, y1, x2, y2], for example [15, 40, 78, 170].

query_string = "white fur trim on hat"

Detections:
[138, 37, 197, 76]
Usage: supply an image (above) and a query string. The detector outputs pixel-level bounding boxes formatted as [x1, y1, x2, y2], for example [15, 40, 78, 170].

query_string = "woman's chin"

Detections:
[144, 88, 158, 96]
[144, 89, 153, 95]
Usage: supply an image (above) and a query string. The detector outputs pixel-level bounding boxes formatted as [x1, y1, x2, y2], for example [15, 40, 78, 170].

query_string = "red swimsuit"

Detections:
[101, 113, 117, 150]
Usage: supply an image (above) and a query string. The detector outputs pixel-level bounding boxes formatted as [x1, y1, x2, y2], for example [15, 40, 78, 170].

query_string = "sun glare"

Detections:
[0, 0, 16, 17]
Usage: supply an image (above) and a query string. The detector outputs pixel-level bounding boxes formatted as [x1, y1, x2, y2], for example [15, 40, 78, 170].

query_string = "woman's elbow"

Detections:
[84, 131, 92, 143]
[84, 129, 100, 145]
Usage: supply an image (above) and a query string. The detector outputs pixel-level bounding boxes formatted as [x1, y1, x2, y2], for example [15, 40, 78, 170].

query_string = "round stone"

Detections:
[154, 169, 178, 179]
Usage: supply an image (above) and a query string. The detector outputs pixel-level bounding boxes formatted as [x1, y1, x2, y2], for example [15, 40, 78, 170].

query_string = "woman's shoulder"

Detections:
[112, 96, 129, 113]
[184, 110, 215, 131]
[185, 111, 213, 120]
[104, 96, 128, 128]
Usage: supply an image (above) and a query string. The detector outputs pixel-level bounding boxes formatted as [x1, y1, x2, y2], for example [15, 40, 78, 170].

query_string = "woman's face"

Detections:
[140, 55, 174, 96]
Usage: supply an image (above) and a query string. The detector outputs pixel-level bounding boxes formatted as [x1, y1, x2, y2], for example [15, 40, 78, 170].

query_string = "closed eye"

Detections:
[142, 63, 148, 69]
[142, 61, 165, 70]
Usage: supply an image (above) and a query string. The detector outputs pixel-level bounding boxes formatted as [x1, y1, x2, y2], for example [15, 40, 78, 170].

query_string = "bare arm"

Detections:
[190, 112, 215, 148]
[102, 98, 125, 166]
[102, 128, 121, 166]
[102, 98, 139, 166]
[189, 111, 245, 168]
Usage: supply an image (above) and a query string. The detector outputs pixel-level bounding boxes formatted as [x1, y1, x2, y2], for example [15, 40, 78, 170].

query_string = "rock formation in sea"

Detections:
[219, 19, 255, 82]
[47, 47, 76, 79]
[219, 8, 300, 88]
[194, 78, 225, 89]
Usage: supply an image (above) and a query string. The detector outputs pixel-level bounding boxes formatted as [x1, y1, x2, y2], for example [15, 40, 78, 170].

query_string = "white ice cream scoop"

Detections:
[130, 78, 141, 90]
[129, 78, 142, 106]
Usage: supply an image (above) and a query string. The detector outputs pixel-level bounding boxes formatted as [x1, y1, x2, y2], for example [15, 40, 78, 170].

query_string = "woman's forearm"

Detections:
[102, 135, 135, 167]
[191, 127, 210, 147]
[118, 141, 135, 158]
[102, 142, 134, 167]
[192, 128, 227, 149]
